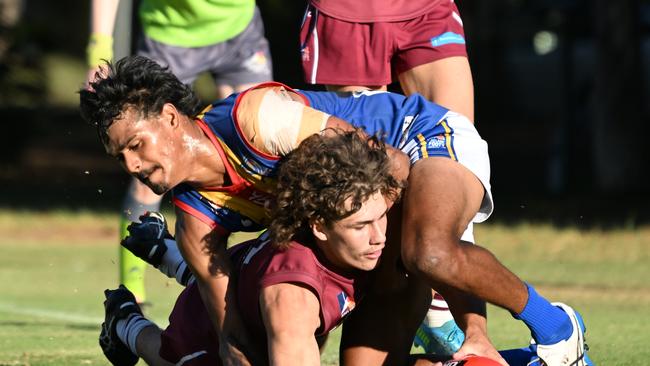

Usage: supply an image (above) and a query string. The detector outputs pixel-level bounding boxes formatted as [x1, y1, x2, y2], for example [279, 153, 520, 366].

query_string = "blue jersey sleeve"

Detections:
[298, 90, 449, 149]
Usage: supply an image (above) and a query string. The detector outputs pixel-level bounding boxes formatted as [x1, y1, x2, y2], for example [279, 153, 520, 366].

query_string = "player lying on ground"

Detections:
[99, 131, 402, 365]
[110, 218, 591, 366]
[80, 55, 592, 366]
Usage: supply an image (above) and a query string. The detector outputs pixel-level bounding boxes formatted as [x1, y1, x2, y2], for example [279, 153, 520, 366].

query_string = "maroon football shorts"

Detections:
[300, 1, 468, 86]
[159, 283, 221, 366]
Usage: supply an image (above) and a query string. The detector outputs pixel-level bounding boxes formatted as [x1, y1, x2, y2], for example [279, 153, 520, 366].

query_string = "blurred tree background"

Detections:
[0, 0, 648, 226]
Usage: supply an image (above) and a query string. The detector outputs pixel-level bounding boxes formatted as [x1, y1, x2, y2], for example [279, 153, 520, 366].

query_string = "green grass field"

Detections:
[0, 210, 649, 365]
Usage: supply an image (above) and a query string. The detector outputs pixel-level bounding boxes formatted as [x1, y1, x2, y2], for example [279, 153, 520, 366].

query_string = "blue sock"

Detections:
[500, 346, 537, 365]
[513, 284, 573, 345]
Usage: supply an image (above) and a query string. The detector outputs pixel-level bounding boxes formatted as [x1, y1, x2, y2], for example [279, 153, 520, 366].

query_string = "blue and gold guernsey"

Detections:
[172, 82, 492, 235]
[172, 91, 280, 235]
[298, 88, 492, 223]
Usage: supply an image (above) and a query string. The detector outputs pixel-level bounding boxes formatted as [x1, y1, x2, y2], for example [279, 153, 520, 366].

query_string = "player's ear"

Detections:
[161, 103, 180, 129]
[311, 220, 328, 242]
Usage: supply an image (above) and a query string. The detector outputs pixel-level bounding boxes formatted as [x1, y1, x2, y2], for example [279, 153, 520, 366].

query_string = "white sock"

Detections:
[159, 238, 195, 286]
[423, 293, 455, 327]
[116, 313, 154, 355]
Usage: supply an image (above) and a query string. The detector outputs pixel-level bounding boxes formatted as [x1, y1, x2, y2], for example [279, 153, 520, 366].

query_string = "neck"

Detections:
[313, 240, 356, 277]
[180, 118, 227, 188]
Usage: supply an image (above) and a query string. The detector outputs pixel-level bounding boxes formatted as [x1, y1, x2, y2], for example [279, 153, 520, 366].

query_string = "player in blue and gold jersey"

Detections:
[80, 55, 591, 366]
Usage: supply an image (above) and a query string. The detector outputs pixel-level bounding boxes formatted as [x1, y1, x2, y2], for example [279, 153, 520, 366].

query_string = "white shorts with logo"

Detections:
[401, 112, 492, 243]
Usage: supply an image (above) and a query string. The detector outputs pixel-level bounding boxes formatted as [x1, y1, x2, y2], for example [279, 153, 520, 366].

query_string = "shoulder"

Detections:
[257, 242, 324, 292]
[265, 242, 320, 275]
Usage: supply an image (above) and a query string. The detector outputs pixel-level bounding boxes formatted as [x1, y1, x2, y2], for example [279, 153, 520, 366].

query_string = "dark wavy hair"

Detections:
[268, 130, 404, 249]
[78, 55, 202, 144]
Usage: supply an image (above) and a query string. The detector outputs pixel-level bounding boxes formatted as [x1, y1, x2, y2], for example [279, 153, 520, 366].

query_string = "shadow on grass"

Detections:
[0, 320, 97, 331]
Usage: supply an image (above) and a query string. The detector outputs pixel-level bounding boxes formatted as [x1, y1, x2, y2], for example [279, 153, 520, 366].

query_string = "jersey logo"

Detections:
[243, 50, 270, 75]
[337, 292, 355, 317]
[427, 136, 446, 150]
[430, 32, 466, 47]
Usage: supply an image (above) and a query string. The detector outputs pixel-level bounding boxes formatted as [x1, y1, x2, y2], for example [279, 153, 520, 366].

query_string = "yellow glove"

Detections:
[86, 33, 113, 68]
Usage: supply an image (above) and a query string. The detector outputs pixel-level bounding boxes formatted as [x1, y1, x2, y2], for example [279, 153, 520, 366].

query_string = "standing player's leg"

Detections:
[119, 179, 162, 303]
[211, 6, 273, 99]
[392, 1, 476, 352]
[398, 56, 474, 122]
[393, 0, 473, 121]
[299, 5, 392, 91]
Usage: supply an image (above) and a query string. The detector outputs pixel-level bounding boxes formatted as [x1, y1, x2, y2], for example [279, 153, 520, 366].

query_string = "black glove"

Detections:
[120, 211, 172, 268]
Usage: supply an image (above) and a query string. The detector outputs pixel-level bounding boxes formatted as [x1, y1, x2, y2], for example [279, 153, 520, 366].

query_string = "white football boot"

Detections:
[535, 302, 590, 366]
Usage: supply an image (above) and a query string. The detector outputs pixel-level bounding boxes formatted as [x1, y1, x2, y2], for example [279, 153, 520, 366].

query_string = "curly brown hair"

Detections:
[268, 129, 404, 249]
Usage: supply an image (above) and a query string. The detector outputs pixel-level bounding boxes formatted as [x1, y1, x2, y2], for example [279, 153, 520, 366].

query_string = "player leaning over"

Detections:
[99, 131, 406, 366]
[79, 55, 592, 366]
[86, 0, 273, 305]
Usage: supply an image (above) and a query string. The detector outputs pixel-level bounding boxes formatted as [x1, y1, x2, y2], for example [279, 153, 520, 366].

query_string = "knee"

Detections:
[401, 234, 461, 285]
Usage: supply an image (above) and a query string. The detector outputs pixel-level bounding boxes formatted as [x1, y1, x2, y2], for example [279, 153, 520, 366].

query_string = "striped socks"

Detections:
[116, 313, 154, 355]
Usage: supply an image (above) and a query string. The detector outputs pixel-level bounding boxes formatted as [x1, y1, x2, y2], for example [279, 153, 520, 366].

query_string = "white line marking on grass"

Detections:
[0, 302, 102, 324]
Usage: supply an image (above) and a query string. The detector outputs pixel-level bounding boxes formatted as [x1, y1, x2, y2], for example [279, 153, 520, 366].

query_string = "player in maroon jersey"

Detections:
[98, 130, 410, 366]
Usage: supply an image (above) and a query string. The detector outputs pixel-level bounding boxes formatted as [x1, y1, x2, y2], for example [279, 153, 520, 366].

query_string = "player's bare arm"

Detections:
[260, 283, 322, 366]
[174, 209, 257, 366]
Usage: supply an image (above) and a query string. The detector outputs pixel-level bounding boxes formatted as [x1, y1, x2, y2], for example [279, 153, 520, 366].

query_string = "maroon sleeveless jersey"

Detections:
[159, 234, 369, 365]
[234, 234, 368, 342]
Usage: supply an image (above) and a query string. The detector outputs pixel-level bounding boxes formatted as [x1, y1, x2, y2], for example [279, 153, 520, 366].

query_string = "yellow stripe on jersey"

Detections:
[440, 120, 457, 161]
[198, 190, 271, 225]
[196, 104, 213, 120]
[417, 133, 428, 159]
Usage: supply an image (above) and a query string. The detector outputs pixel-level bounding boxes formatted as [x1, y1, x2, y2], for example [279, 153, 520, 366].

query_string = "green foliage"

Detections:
[0, 212, 649, 365]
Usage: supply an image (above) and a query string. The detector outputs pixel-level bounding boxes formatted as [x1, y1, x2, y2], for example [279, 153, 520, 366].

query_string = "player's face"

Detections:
[315, 191, 388, 271]
[104, 107, 180, 195]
